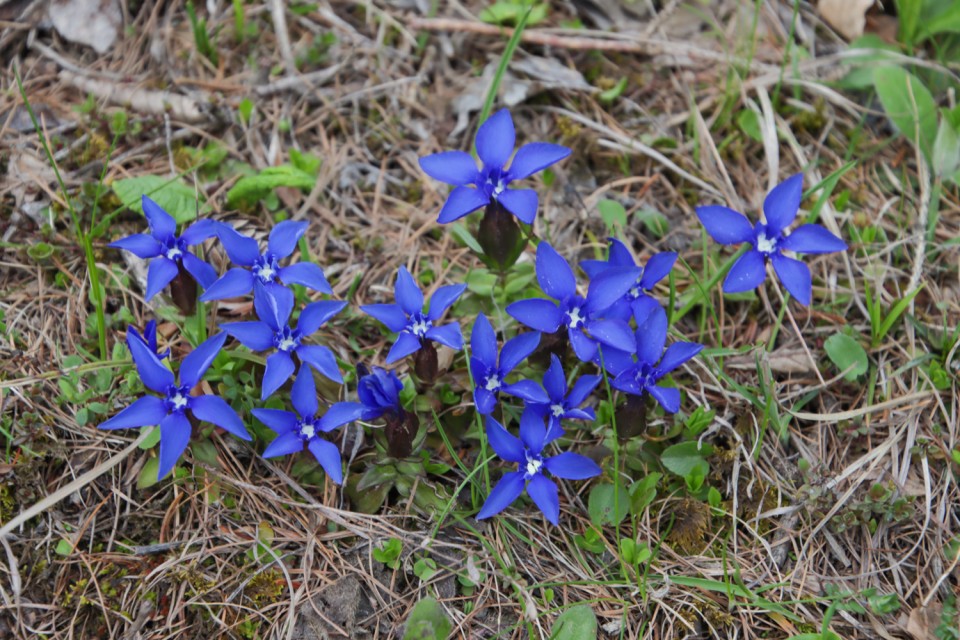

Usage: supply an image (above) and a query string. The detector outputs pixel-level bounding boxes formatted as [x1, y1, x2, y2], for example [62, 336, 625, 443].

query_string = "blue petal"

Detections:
[584, 266, 642, 315]
[630, 296, 661, 327]
[470, 314, 497, 368]
[278, 262, 333, 294]
[658, 342, 703, 374]
[506, 298, 562, 333]
[695, 205, 755, 245]
[145, 258, 179, 301]
[501, 380, 549, 404]
[180, 332, 227, 389]
[579, 259, 609, 280]
[770, 252, 812, 306]
[497, 188, 538, 225]
[475, 108, 515, 169]
[157, 411, 191, 480]
[723, 249, 767, 294]
[542, 354, 566, 401]
[507, 142, 571, 181]
[318, 402, 366, 432]
[476, 471, 525, 520]
[763, 173, 803, 236]
[297, 344, 343, 383]
[418, 151, 480, 186]
[99, 396, 167, 430]
[109, 234, 161, 258]
[181, 219, 224, 246]
[519, 409, 547, 453]
[544, 452, 601, 480]
[222, 321, 275, 351]
[600, 346, 635, 377]
[427, 284, 466, 321]
[425, 323, 463, 350]
[486, 415, 525, 463]
[566, 374, 600, 407]
[437, 186, 489, 224]
[586, 319, 635, 352]
[607, 238, 636, 267]
[640, 252, 677, 289]
[535, 242, 576, 301]
[361, 304, 406, 334]
[126, 326, 175, 393]
[308, 438, 343, 484]
[649, 385, 681, 413]
[499, 331, 540, 374]
[780, 224, 847, 254]
[298, 300, 347, 335]
[217, 226, 260, 266]
[526, 474, 560, 525]
[291, 365, 318, 418]
[199, 268, 254, 301]
[385, 332, 422, 363]
[473, 386, 497, 416]
[253, 282, 294, 331]
[635, 305, 667, 366]
[263, 431, 304, 458]
[251, 408, 298, 434]
[262, 351, 296, 400]
[191, 394, 250, 440]
[611, 370, 643, 395]
[544, 417, 565, 444]
[569, 329, 598, 362]
[142, 195, 176, 240]
[268, 220, 308, 258]
[181, 253, 219, 289]
[394, 266, 424, 315]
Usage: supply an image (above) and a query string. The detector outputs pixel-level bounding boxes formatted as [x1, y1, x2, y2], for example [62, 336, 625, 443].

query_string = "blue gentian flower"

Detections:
[252, 366, 346, 484]
[580, 238, 676, 322]
[470, 314, 548, 415]
[200, 220, 332, 301]
[109, 195, 221, 300]
[418, 109, 571, 224]
[696, 174, 847, 306]
[360, 266, 465, 363]
[605, 305, 703, 413]
[99, 329, 249, 480]
[477, 410, 601, 525]
[506, 242, 641, 362]
[129, 320, 170, 360]
[222, 284, 345, 400]
[319, 366, 406, 431]
[527, 354, 600, 441]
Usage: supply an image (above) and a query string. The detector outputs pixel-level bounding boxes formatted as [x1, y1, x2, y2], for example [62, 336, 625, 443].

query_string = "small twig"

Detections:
[60, 71, 207, 122]
[270, 0, 297, 76]
[253, 64, 343, 97]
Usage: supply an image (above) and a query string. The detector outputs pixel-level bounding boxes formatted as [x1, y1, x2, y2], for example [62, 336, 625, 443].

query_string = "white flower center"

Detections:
[411, 319, 430, 337]
[300, 423, 316, 439]
[278, 336, 297, 351]
[525, 456, 542, 477]
[257, 264, 276, 280]
[484, 374, 501, 391]
[756, 232, 776, 254]
[493, 179, 505, 197]
[567, 307, 585, 328]
[170, 393, 188, 410]
[551, 404, 565, 417]
[165, 247, 182, 260]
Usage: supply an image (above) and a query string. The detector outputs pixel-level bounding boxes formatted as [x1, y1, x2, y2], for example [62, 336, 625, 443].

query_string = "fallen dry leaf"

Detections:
[818, 0, 875, 40]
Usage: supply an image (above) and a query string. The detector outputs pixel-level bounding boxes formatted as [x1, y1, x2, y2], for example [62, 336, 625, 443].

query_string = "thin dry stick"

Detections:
[270, 0, 297, 76]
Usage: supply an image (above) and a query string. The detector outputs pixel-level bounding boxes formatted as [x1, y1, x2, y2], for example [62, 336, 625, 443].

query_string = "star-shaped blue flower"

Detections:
[418, 109, 571, 225]
[317, 366, 407, 431]
[108, 196, 221, 300]
[221, 284, 345, 400]
[469, 314, 548, 415]
[696, 174, 847, 306]
[506, 242, 640, 362]
[200, 220, 332, 301]
[360, 266, 465, 363]
[99, 328, 249, 480]
[604, 305, 703, 413]
[527, 354, 600, 442]
[252, 366, 347, 484]
[580, 238, 676, 322]
[477, 410, 601, 525]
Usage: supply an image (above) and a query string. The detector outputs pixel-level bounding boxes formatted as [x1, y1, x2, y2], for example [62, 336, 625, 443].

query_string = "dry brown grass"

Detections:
[0, 0, 958, 638]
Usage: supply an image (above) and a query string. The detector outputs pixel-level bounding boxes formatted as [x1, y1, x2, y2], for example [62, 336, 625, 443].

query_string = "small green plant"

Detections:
[186, 1, 219, 65]
[372, 538, 402, 570]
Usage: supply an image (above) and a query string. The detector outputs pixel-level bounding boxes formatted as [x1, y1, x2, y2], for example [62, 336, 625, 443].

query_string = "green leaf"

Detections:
[932, 114, 960, 178]
[628, 473, 660, 515]
[550, 604, 598, 640]
[448, 223, 484, 255]
[635, 208, 669, 238]
[55, 539, 73, 556]
[916, 0, 960, 41]
[837, 35, 900, 91]
[895, 0, 922, 45]
[402, 596, 452, 640]
[465, 268, 498, 296]
[137, 457, 160, 489]
[587, 482, 629, 527]
[598, 77, 628, 104]
[113, 176, 203, 224]
[289, 148, 322, 175]
[226, 164, 317, 208]
[660, 441, 712, 480]
[139, 425, 161, 450]
[824, 333, 868, 381]
[373, 538, 403, 569]
[478, 2, 549, 26]
[597, 199, 626, 234]
[873, 66, 938, 161]
[192, 439, 219, 467]
[737, 109, 763, 143]
[27, 242, 54, 261]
